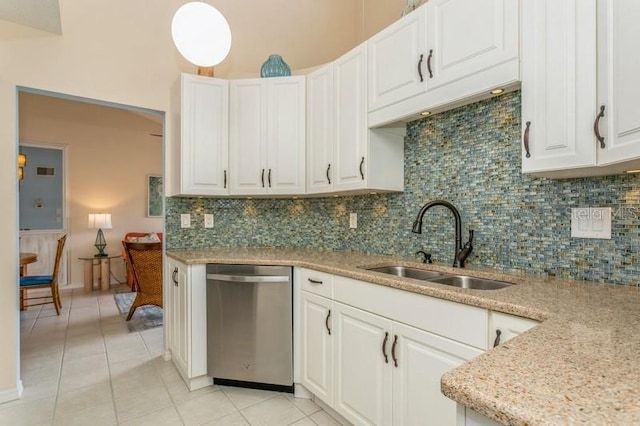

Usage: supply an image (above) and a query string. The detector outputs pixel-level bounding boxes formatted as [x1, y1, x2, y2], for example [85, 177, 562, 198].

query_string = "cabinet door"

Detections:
[306, 64, 334, 194]
[596, 0, 640, 166]
[368, 8, 426, 112]
[333, 302, 392, 426]
[392, 322, 483, 426]
[521, 0, 597, 174]
[489, 312, 538, 348]
[170, 261, 189, 375]
[229, 79, 267, 194]
[181, 74, 229, 196]
[333, 43, 369, 192]
[300, 292, 333, 405]
[425, 0, 518, 90]
[266, 76, 306, 194]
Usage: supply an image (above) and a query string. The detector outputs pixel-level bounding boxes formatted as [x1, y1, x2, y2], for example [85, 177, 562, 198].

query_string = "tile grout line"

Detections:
[50, 288, 73, 425]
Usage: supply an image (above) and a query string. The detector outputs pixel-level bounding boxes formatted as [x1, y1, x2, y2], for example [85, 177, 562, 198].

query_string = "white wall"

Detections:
[0, 0, 404, 402]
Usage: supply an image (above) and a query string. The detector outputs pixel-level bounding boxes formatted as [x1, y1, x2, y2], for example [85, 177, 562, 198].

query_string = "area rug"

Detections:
[114, 291, 163, 333]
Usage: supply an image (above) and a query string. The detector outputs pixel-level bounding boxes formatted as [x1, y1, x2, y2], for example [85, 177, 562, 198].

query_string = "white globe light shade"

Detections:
[171, 2, 232, 67]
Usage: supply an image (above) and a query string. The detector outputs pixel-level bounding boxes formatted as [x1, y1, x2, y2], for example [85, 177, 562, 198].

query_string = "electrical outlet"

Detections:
[349, 212, 358, 229]
[571, 207, 611, 239]
[180, 213, 191, 228]
[204, 214, 214, 228]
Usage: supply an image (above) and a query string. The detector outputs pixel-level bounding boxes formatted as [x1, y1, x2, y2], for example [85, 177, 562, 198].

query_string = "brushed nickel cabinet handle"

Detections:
[594, 105, 606, 149]
[523, 121, 531, 158]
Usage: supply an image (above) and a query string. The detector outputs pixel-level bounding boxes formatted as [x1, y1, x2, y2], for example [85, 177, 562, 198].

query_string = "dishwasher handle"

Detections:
[206, 273, 290, 283]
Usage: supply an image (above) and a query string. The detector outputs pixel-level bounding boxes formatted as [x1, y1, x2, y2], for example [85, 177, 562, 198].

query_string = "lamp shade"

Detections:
[171, 2, 232, 67]
[88, 213, 112, 230]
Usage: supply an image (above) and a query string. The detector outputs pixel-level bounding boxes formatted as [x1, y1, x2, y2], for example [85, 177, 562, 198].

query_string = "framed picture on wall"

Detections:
[147, 175, 163, 217]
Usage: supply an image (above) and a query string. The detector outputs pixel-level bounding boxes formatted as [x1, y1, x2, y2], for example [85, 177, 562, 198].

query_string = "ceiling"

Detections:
[0, 0, 62, 34]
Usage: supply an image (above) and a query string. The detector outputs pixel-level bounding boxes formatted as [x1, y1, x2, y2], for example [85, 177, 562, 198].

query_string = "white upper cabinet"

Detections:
[306, 64, 335, 194]
[520, 0, 598, 174]
[177, 74, 229, 196]
[334, 44, 370, 192]
[595, 0, 640, 167]
[522, 0, 640, 177]
[425, 0, 519, 90]
[332, 43, 405, 194]
[368, 9, 426, 111]
[367, 0, 519, 127]
[229, 76, 305, 195]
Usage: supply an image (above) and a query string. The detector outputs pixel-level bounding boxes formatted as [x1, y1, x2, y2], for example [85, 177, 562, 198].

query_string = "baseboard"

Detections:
[0, 380, 23, 405]
[313, 397, 351, 426]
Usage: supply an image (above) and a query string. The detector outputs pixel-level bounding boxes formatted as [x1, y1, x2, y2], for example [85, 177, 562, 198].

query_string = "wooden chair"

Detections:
[122, 241, 163, 320]
[20, 234, 67, 315]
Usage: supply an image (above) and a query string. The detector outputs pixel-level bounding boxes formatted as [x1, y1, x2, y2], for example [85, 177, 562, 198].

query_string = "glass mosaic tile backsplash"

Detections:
[166, 91, 640, 285]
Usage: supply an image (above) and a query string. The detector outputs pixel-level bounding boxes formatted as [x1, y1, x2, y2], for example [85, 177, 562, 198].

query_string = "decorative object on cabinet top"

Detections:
[260, 54, 291, 78]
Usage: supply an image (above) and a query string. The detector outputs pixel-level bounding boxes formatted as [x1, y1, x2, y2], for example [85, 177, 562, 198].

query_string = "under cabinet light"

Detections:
[625, 169, 640, 174]
[490, 88, 504, 95]
[420, 111, 431, 116]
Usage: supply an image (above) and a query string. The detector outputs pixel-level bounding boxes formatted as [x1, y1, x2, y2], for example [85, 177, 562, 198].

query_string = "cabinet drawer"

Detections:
[298, 268, 334, 298]
[333, 275, 488, 350]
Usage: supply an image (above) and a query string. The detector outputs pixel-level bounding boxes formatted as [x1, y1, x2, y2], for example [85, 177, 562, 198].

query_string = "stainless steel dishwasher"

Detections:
[206, 264, 293, 392]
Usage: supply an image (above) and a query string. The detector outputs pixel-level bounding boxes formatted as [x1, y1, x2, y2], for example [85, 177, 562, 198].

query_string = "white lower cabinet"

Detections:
[164, 258, 211, 390]
[300, 291, 334, 405]
[298, 269, 487, 426]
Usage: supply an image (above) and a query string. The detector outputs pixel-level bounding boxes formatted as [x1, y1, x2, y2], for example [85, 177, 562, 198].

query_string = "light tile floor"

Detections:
[5, 287, 343, 426]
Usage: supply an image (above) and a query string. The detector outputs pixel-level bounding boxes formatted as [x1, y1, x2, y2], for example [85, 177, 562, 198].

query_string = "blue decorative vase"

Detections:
[260, 54, 291, 78]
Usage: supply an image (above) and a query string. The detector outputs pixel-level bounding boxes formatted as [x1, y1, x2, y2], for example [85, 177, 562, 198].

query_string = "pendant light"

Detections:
[171, 2, 232, 68]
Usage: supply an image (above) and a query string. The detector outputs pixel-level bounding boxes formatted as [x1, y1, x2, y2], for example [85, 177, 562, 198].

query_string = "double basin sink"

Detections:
[365, 265, 512, 290]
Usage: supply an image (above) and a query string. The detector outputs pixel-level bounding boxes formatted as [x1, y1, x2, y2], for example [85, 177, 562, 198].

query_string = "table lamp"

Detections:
[88, 213, 112, 257]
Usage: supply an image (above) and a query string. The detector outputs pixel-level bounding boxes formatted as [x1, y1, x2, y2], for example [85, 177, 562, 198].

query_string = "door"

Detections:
[520, 0, 597, 174]
[333, 43, 369, 192]
[306, 64, 334, 194]
[181, 74, 229, 195]
[300, 291, 333, 405]
[368, 8, 426, 111]
[392, 322, 483, 426]
[596, 0, 640, 166]
[266, 76, 306, 194]
[425, 0, 519, 90]
[333, 302, 392, 426]
[229, 79, 267, 194]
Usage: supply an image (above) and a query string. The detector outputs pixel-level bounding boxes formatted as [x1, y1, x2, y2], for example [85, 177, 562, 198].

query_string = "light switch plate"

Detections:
[180, 213, 191, 228]
[204, 214, 214, 228]
[571, 207, 611, 239]
[349, 213, 358, 229]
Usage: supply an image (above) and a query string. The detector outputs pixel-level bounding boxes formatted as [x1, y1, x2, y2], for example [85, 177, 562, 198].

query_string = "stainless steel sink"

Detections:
[365, 266, 442, 280]
[428, 275, 512, 290]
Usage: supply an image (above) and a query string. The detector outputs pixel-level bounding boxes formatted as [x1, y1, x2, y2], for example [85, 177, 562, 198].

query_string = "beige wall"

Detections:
[19, 92, 163, 288]
[0, 0, 404, 401]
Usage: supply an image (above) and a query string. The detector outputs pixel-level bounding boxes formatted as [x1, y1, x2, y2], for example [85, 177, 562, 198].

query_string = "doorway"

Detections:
[17, 88, 165, 291]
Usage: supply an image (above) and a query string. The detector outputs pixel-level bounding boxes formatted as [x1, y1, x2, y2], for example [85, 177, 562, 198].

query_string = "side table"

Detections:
[78, 254, 120, 291]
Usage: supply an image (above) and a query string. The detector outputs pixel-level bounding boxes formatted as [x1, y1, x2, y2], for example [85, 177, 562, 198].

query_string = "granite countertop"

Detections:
[167, 247, 640, 425]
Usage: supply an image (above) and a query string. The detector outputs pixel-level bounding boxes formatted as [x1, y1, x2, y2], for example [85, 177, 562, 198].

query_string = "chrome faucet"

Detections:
[411, 200, 474, 268]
